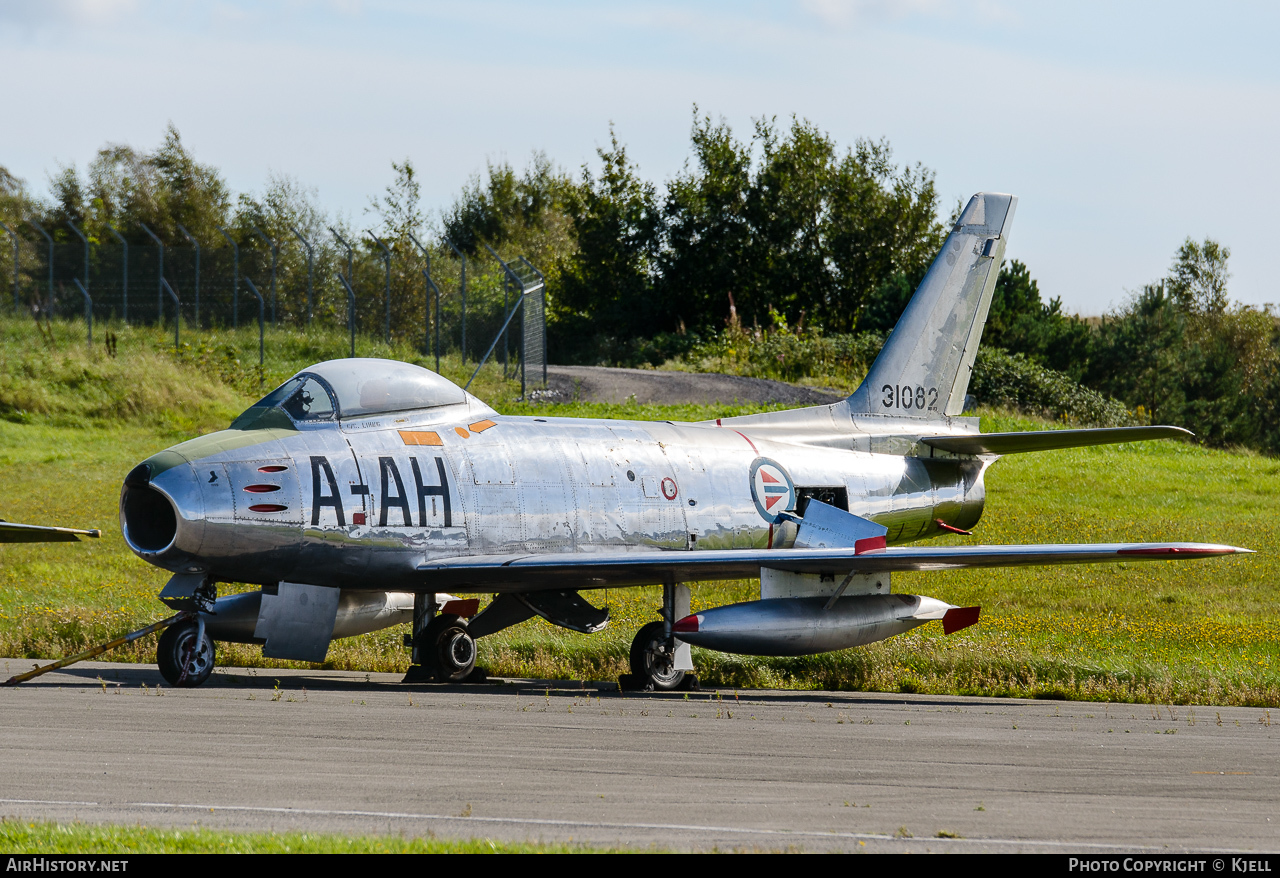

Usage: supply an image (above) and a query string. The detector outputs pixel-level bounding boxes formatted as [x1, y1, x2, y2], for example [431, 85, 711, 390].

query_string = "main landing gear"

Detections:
[404, 593, 483, 683]
[629, 621, 686, 691]
[416, 613, 477, 683]
[624, 583, 698, 691]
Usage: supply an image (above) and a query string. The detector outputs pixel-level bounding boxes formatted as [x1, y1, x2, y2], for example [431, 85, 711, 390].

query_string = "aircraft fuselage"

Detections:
[123, 406, 986, 593]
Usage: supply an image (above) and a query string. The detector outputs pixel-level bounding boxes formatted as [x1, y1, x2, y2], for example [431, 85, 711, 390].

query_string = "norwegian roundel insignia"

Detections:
[749, 458, 795, 523]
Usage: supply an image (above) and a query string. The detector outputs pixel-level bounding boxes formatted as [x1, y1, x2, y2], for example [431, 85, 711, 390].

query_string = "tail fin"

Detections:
[848, 192, 1017, 419]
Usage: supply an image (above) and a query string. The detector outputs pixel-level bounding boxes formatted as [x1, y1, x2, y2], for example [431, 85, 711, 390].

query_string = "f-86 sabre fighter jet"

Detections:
[119, 193, 1249, 689]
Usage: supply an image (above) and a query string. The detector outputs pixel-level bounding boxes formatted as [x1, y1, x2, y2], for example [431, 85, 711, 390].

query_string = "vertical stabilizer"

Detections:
[847, 192, 1017, 419]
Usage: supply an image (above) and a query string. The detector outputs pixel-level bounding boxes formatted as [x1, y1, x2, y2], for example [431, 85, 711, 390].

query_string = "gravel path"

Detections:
[543, 365, 844, 406]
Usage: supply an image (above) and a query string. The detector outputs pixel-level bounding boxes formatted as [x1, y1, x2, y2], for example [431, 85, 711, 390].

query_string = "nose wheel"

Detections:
[157, 618, 216, 687]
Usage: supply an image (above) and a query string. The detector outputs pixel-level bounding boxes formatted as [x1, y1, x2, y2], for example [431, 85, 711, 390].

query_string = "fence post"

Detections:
[160, 278, 180, 350]
[442, 236, 466, 363]
[105, 225, 128, 323]
[519, 257, 548, 389]
[329, 228, 353, 284]
[463, 288, 527, 393]
[481, 242, 513, 380]
[242, 276, 265, 385]
[0, 222, 17, 311]
[139, 223, 164, 324]
[72, 278, 92, 347]
[367, 230, 392, 345]
[336, 272, 356, 358]
[66, 221, 89, 298]
[420, 268, 442, 372]
[216, 227, 239, 329]
[26, 220, 53, 317]
[250, 226, 278, 327]
[177, 224, 200, 328]
[290, 226, 314, 325]
[406, 232, 438, 370]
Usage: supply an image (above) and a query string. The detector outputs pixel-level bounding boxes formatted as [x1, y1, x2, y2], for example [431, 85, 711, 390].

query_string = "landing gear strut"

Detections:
[625, 583, 698, 691]
[404, 593, 480, 683]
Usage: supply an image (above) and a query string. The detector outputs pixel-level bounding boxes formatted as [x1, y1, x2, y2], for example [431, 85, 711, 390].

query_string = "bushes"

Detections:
[675, 319, 1134, 427]
[970, 348, 1133, 427]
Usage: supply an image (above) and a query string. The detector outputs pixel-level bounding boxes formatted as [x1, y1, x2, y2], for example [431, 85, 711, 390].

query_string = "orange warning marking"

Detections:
[468, 419, 497, 433]
[399, 430, 444, 446]
[455, 427, 471, 438]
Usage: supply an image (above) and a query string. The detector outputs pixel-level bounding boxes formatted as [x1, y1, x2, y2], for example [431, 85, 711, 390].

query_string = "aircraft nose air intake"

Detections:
[121, 477, 177, 553]
[120, 453, 203, 561]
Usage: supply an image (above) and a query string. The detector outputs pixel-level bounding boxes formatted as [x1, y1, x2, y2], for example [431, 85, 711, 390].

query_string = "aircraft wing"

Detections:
[0, 521, 102, 543]
[416, 542, 1249, 591]
[921, 426, 1192, 456]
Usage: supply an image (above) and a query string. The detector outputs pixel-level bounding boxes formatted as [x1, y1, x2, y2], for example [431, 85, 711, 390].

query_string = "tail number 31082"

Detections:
[882, 384, 938, 411]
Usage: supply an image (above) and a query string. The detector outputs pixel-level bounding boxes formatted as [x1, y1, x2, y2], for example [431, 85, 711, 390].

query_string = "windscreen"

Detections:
[301, 359, 467, 418]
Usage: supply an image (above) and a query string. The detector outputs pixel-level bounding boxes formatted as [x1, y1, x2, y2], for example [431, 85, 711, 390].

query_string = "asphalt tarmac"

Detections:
[544, 365, 844, 407]
[1, 660, 1276, 853]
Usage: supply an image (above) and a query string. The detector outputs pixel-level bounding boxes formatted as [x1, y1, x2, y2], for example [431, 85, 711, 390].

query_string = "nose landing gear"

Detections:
[157, 617, 216, 687]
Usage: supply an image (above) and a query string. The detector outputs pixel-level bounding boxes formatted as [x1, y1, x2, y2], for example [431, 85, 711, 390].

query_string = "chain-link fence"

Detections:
[0, 227, 548, 396]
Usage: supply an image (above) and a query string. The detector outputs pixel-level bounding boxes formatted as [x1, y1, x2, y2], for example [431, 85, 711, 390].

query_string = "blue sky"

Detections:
[2, 0, 1276, 314]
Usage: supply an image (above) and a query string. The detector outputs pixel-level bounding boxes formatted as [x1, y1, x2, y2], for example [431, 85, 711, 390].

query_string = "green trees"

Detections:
[9, 118, 1279, 455]
[983, 259, 1093, 380]
[554, 133, 662, 362]
[1087, 239, 1280, 451]
[549, 112, 945, 362]
[656, 112, 943, 336]
[49, 124, 234, 244]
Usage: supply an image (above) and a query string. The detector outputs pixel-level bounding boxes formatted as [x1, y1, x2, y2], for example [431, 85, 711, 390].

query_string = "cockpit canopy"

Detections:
[231, 359, 468, 429]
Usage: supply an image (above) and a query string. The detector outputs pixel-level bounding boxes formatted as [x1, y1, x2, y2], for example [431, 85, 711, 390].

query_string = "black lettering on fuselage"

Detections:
[310, 455, 345, 526]
[378, 457, 412, 527]
[411, 457, 452, 528]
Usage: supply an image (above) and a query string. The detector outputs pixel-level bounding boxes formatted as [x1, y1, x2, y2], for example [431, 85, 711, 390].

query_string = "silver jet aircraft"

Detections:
[119, 193, 1248, 689]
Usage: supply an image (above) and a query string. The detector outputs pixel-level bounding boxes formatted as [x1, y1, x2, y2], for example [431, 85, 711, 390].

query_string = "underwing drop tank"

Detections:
[672, 594, 980, 657]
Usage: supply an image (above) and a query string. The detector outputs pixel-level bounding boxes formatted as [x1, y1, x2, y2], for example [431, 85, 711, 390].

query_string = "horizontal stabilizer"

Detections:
[922, 426, 1193, 456]
[0, 521, 101, 543]
[416, 542, 1250, 591]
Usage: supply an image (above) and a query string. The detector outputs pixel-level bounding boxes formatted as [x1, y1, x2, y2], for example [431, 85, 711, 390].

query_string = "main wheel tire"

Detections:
[157, 619, 216, 687]
[629, 621, 685, 691]
[419, 614, 476, 683]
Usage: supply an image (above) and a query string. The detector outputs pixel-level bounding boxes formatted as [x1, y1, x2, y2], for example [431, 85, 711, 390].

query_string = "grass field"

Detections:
[0, 819, 624, 853]
[1, 322, 1276, 706]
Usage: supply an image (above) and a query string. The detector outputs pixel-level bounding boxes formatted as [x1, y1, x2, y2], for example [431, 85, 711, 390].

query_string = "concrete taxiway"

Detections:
[1, 660, 1276, 852]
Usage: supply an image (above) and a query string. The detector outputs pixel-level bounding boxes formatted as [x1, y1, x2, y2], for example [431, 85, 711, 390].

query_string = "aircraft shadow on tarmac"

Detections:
[30, 662, 1005, 708]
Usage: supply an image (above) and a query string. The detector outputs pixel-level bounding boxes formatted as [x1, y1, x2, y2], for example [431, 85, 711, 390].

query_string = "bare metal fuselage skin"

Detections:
[123, 400, 987, 593]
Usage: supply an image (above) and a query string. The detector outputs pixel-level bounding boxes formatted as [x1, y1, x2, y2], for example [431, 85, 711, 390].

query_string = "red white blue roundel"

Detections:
[749, 458, 796, 523]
